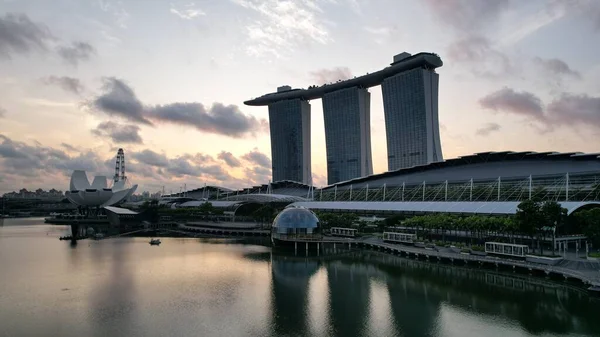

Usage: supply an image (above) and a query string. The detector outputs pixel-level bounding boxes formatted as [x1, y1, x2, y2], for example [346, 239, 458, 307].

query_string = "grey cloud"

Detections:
[0, 13, 53, 59]
[217, 151, 241, 167]
[57, 41, 95, 66]
[475, 122, 501, 136]
[131, 149, 169, 168]
[0, 106, 6, 118]
[547, 94, 600, 128]
[242, 149, 271, 168]
[89, 77, 267, 137]
[91, 121, 143, 144]
[534, 57, 581, 79]
[549, 0, 600, 31]
[89, 77, 152, 125]
[309, 67, 353, 85]
[447, 35, 513, 77]
[0, 134, 106, 178]
[42, 76, 85, 94]
[423, 0, 509, 32]
[479, 88, 545, 120]
[243, 167, 271, 185]
[150, 102, 265, 137]
[61, 143, 79, 152]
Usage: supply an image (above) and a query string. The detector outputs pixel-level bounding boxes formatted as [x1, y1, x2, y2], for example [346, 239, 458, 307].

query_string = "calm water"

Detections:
[1, 218, 599, 337]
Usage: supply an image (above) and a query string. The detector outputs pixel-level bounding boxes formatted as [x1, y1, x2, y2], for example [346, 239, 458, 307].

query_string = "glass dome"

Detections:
[272, 207, 320, 235]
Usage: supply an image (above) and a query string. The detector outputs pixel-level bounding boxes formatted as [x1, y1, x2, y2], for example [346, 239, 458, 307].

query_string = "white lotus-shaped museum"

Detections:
[65, 170, 138, 207]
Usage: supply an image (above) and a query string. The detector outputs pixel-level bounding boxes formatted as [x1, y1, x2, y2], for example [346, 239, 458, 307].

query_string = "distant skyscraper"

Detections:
[322, 87, 373, 184]
[268, 90, 312, 184]
[381, 66, 443, 171]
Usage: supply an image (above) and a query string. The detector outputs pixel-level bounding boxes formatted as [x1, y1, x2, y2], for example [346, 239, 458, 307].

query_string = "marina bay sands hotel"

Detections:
[244, 52, 444, 186]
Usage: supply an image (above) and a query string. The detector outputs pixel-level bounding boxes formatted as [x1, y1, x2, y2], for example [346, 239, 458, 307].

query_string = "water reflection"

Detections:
[1, 221, 599, 337]
[270, 253, 320, 337]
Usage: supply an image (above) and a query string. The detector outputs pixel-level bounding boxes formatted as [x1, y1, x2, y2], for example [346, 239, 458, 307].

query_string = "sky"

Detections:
[1, 0, 600, 195]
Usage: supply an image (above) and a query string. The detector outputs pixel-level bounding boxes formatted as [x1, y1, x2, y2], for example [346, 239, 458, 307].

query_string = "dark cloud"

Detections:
[131, 149, 169, 167]
[89, 77, 267, 137]
[0, 106, 6, 118]
[89, 77, 151, 125]
[533, 57, 581, 79]
[479, 88, 545, 120]
[423, 0, 509, 32]
[60, 143, 79, 152]
[150, 102, 265, 137]
[42, 76, 85, 94]
[0, 13, 53, 58]
[57, 41, 95, 66]
[475, 122, 501, 136]
[0, 134, 274, 194]
[91, 121, 143, 144]
[0, 134, 106, 178]
[309, 67, 353, 85]
[447, 35, 513, 77]
[217, 151, 241, 167]
[242, 149, 271, 168]
[547, 94, 600, 128]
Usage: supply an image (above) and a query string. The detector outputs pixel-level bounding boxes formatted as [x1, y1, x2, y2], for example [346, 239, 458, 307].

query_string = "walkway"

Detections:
[356, 236, 600, 290]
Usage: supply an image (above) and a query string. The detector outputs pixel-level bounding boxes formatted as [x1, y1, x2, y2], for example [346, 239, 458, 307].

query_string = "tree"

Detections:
[577, 208, 600, 247]
[540, 201, 568, 255]
[515, 200, 545, 254]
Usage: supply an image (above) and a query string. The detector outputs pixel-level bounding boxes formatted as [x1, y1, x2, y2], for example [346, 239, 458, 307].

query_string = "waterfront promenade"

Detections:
[170, 223, 600, 292]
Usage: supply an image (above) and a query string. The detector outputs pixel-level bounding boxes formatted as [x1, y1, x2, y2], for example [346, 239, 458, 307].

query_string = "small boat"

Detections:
[149, 238, 161, 245]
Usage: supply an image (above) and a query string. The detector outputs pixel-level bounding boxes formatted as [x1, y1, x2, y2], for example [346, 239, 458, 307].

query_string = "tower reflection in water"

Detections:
[269, 250, 600, 337]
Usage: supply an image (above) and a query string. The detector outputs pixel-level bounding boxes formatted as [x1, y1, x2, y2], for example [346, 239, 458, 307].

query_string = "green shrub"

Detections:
[471, 245, 485, 252]
[589, 252, 600, 258]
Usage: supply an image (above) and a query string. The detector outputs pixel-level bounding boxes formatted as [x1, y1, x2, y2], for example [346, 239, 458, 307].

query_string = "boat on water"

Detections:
[149, 238, 161, 245]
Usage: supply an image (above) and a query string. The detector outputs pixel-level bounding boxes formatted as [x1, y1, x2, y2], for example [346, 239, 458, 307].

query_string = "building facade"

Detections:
[381, 67, 443, 171]
[322, 87, 373, 184]
[268, 98, 312, 184]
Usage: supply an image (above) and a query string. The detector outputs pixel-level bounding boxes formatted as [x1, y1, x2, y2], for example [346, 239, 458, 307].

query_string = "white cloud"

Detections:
[232, 0, 332, 58]
[170, 3, 206, 20]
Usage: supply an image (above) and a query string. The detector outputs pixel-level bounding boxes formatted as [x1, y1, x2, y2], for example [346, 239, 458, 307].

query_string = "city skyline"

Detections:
[1, 0, 600, 194]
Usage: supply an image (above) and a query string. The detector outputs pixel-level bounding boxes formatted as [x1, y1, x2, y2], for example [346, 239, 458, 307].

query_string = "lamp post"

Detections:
[552, 222, 556, 256]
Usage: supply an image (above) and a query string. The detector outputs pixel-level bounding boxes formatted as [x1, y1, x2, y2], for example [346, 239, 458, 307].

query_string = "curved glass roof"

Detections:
[273, 207, 319, 229]
[286, 201, 600, 215]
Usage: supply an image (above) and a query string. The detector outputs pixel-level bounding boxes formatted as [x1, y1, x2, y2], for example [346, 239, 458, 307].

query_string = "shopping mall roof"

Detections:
[287, 201, 600, 216]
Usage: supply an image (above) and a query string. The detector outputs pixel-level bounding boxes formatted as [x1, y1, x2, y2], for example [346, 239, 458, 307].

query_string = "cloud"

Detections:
[0, 106, 6, 118]
[57, 41, 95, 66]
[218, 151, 241, 167]
[309, 67, 353, 85]
[131, 149, 169, 167]
[534, 57, 581, 79]
[60, 143, 79, 152]
[232, 0, 332, 58]
[364, 26, 400, 45]
[479, 88, 545, 120]
[170, 3, 206, 20]
[0, 13, 54, 59]
[242, 148, 271, 168]
[475, 122, 501, 136]
[42, 76, 85, 94]
[423, 0, 509, 32]
[549, 0, 600, 31]
[88, 77, 151, 125]
[0, 134, 106, 179]
[88, 77, 267, 137]
[447, 35, 513, 77]
[91, 121, 143, 144]
[150, 102, 266, 137]
[547, 94, 600, 128]
[481, 88, 600, 131]
[0, 134, 278, 194]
